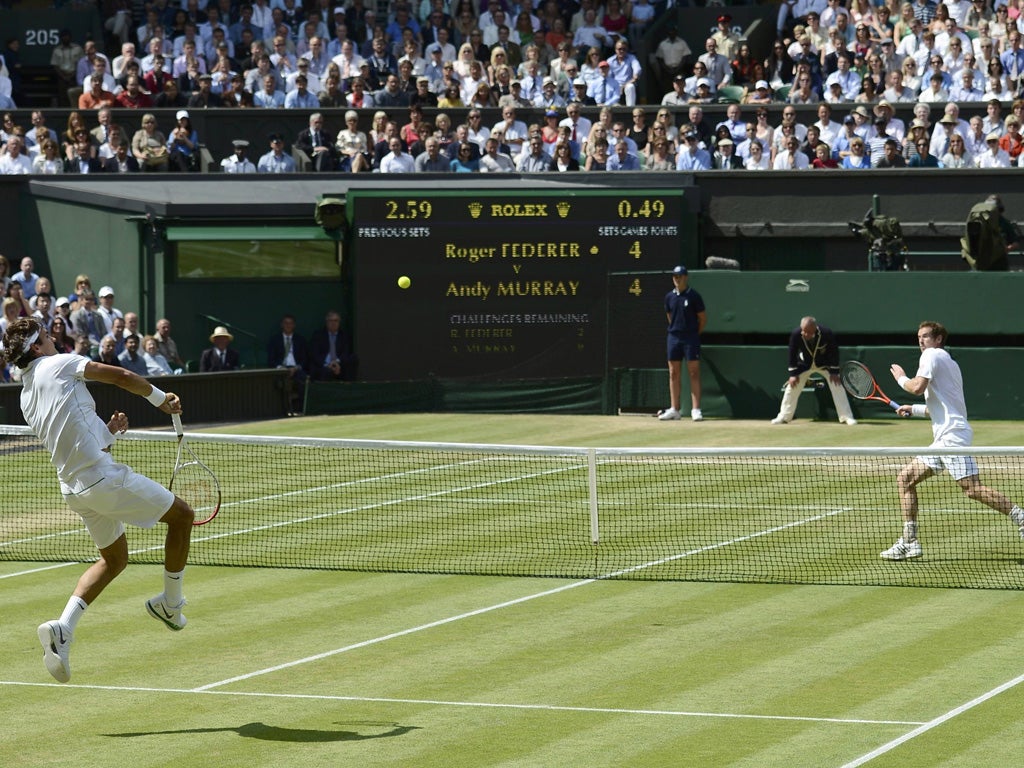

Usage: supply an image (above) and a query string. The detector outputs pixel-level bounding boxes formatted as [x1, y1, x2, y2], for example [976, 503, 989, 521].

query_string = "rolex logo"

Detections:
[468, 202, 483, 219]
[556, 202, 571, 218]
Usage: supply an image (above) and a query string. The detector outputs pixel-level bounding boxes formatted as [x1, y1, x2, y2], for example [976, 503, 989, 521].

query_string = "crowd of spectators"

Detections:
[0, 254, 191, 381]
[0, 253, 356, 386]
[0, 0, 1023, 171]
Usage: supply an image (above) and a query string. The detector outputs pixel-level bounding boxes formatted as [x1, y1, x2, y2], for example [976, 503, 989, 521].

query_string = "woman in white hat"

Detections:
[167, 109, 198, 172]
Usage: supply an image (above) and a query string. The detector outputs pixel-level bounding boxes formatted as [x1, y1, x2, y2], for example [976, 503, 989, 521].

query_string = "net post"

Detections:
[588, 448, 599, 544]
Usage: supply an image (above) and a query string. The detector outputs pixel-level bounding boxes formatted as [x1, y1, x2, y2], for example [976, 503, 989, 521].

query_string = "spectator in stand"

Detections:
[649, 26, 691, 94]
[153, 317, 185, 372]
[69, 291, 105, 350]
[132, 114, 169, 172]
[414, 135, 452, 171]
[675, 127, 711, 170]
[11, 257, 39, 299]
[309, 310, 356, 381]
[257, 134, 297, 173]
[32, 139, 65, 175]
[0, 136, 32, 175]
[118, 333, 149, 376]
[254, 74, 286, 107]
[998, 115, 1023, 165]
[142, 335, 175, 376]
[51, 31, 84, 107]
[165, 110, 198, 172]
[187, 74, 221, 107]
[939, 133, 972, 167]
[774, 134, 811, 169]
[977, 131, 1012, 167]
[220, 139, 257, 173]
[196, 325, 238, 372]
[78, 74, 117, 110]
[267, 314, 309, 412]
[380, 136, 417, 172]
[96, 286, 124, 335]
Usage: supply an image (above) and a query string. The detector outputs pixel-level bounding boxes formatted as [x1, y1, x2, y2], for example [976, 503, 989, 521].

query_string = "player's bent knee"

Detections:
[162, 497, 195, 527]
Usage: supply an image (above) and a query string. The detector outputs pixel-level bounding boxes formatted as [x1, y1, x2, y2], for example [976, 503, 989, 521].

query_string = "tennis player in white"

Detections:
[882, 320, 1024, 560]
[0, 317, 195, 683]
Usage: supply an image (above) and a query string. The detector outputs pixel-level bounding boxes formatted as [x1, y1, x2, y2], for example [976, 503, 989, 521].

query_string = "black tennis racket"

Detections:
[170, 413, 222, 525]
[840, 361, 901, 411]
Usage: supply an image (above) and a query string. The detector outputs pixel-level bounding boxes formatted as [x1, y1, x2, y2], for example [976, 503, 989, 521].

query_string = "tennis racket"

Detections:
[170, 413, 222, 525]
[840, 361, 901, 411]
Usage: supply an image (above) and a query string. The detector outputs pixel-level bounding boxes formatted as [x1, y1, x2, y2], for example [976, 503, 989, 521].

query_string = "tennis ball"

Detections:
[397, 276, 411, 289]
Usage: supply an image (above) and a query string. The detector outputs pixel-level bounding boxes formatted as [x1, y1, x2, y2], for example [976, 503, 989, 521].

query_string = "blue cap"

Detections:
[672, 265, 688, 275]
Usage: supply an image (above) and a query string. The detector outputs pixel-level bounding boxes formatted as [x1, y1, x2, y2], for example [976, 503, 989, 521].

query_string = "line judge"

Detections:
[771, 316, 857, 425]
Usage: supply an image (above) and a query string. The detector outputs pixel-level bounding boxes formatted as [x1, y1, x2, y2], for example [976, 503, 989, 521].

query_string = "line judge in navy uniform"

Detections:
[770, 315, 857, 426]
[658, 265, 706, 422]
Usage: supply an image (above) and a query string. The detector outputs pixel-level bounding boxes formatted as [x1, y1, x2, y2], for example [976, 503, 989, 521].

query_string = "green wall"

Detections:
[692, 272, 1024, 337]
[33, 199, 143, 318]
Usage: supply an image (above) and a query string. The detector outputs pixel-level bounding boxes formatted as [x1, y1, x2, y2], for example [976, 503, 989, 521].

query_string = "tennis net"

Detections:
[3, 425, 1024, 590]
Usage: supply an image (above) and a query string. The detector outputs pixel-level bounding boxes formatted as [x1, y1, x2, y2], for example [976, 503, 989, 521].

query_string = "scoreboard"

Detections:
[348, 189, 689, 381]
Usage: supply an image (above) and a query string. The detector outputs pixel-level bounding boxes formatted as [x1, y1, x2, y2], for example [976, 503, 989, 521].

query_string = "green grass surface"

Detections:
[5, 414, 1024, 767]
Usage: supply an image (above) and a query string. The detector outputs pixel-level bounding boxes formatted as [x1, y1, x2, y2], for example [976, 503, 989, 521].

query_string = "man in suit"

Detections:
[711, 137, 743, 169]
[267, 314, 310, 413]
[294, 112, 337, 172]
[64, 140, 104, 174]
[309, 310, 357, 380]
[103, 140, 141, 173]
[199, 326, 241, 372]
[69, 291, 105, 348]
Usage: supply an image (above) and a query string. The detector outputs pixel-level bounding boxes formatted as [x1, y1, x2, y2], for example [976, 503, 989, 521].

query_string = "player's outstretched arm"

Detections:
[83, 362, 182, 413]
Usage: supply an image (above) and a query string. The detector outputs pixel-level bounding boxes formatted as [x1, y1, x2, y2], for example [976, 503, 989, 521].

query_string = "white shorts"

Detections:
[62, 459, 175, 550]
[918, 430, 978, 482]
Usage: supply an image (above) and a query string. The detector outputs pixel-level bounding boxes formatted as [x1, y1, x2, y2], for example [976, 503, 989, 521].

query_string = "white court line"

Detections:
[0, 681, 924, 726]
[838, 671, 1024, 767]
[196, 508, 850, 691]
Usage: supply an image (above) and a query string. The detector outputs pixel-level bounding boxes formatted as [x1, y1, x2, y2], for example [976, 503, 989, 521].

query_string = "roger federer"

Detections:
[883, 320, 1024, 560]
[1, 317, 195, 682]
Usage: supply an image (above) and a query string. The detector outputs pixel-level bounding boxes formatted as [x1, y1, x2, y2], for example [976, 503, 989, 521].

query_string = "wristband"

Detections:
[145, 386, 167, 407]
[911, 404, 927, 418]
[897, 375, 910, 390]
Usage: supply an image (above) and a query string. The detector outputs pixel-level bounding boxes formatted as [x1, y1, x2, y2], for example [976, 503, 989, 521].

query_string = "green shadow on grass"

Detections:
[104, 722, 421, 743]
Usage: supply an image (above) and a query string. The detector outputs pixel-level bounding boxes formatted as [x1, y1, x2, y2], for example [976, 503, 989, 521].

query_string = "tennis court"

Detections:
[4, 415, 1024, 767]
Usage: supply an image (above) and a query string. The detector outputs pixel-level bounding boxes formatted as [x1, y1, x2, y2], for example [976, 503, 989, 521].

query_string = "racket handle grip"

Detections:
[888, 400, 901, 411]
[171, 412, 183, 436]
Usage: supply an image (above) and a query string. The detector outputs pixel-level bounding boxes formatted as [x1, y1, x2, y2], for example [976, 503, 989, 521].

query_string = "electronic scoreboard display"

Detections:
[348, 189, 688, 381]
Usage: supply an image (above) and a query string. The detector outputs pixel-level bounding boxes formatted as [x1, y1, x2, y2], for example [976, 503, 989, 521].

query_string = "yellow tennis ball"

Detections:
[397, 276, 411, 289]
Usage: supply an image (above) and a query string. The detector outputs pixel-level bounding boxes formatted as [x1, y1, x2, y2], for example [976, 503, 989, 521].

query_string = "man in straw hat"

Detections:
[199, 325, 240, 371]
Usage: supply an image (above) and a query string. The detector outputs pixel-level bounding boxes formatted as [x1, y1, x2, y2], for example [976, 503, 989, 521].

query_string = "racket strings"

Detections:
[171, 461, 220, 514]
[841, 365, 875, 398]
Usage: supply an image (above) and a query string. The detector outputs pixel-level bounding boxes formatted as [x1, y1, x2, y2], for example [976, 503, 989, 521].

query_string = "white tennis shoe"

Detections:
[842, 417, 858, 426]
[37, 620, 72, 683]
[880, 538, 922, 561]
[657, 408, 680, 421]
[770, 416, 789, 425]
[691, 409, 703, 422]
[146, 594, 188, 631]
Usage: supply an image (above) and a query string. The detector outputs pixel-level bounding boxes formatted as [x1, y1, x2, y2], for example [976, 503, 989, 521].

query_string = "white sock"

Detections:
[1011, 505, 1024, 526]
[903, 521, 918, 543]
[164, 569, 185, 606]
[59, 596, 88, 636]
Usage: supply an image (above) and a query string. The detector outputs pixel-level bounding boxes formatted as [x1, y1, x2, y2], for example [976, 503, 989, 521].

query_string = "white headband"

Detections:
[22, 330, 39, 354]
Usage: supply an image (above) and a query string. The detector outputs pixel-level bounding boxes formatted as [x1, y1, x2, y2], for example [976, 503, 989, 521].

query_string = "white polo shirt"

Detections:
[21, 353, 115, 490]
